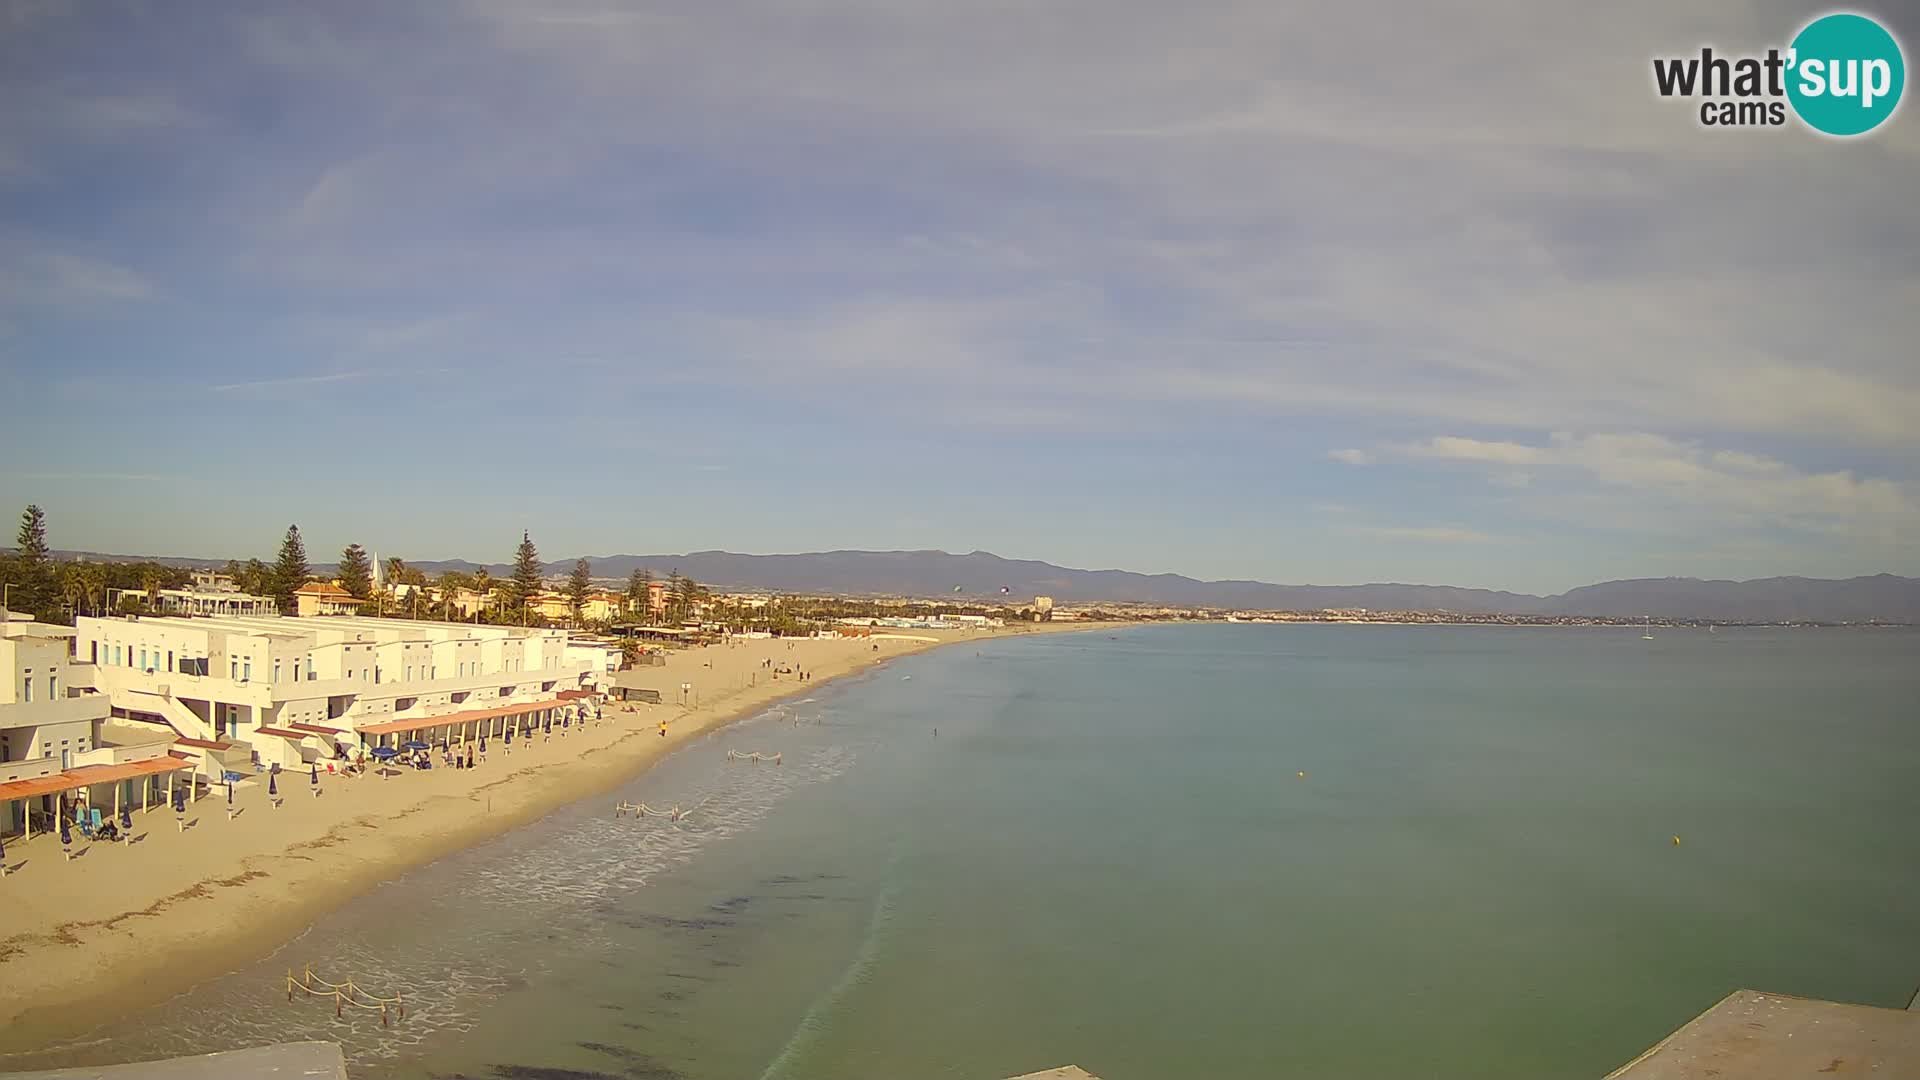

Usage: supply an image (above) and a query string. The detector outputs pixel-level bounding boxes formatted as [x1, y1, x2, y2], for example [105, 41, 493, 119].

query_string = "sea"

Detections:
[8, 624, 1918, 1080]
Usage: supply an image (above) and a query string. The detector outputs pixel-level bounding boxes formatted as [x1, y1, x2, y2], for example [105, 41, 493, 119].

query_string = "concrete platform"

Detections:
[0, 1042, 346, 1080]
[1606, 989, 1920, 1079]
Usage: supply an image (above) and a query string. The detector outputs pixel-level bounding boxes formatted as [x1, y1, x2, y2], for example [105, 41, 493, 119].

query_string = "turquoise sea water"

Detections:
[10, 625, 1919, 1079]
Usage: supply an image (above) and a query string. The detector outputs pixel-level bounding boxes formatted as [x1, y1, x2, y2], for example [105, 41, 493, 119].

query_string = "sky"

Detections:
[2, 0, 1916, 595]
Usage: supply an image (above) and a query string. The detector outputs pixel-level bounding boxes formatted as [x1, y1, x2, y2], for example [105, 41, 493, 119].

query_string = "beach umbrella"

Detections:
[479, 737, 487, 753]
[543, 717, 551, 734]
[268, 772, 278, 797]
[505, 729, 513, 744]
[403, 740, 430, 751]
[60, 817, 71, 847]
[369, 746, 399, 760]
[227, 780, 235, 805]
[222, 770, 247, 785]
[119, 805, 132, 832]
[310, 763, 319, 785]
[172, 786, 186, 813]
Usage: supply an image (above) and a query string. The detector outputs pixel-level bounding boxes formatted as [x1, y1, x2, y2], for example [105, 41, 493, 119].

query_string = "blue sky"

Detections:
[2, 1, 1916, 594]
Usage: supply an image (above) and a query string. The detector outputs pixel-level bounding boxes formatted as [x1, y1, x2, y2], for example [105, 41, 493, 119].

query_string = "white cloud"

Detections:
[1349, 525, 1498, 544]
[1392, 432, 1914, 529]
[1327, 448, 1372, 466]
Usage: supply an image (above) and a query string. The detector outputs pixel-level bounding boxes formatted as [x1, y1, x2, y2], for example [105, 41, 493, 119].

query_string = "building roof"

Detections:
[294, 582, 364, 603]
[288, 722, 345, 735]
[250, 726, 310, 739]
[174, 736, 234, 750]
[0, 753, 195, 803]
[355, 698, 566, 736]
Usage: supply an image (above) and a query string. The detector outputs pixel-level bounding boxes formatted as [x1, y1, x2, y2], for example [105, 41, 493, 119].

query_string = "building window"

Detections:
[306, 658, 315, 680]
[140, 648, 148, 670]
[167, 650, 174, 671]
[48, 674, 57, 699]
[242, 660, 251, 682]
[21, 677, 30, 703]
[231, 659, 238, 679]
[90, 642, 98, 664]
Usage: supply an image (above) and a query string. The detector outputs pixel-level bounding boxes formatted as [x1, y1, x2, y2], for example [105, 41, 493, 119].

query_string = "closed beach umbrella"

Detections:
[543, 717, 552, 734]
[268, 772, 278, 797]
[479, 737, 487, 753]
[310, 763, 319, 785]
[227, 780, 235, 804]
[504, 729, 512, 745]
[60, 817, 71, 847]
[172, 786, 186, 813]
[119, 805, 131, 831]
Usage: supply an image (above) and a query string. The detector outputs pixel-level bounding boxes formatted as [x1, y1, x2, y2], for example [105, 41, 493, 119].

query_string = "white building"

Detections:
[74, 613, 598, 773]
[3, 611, 190, 840]
[110, 571, 279, 617]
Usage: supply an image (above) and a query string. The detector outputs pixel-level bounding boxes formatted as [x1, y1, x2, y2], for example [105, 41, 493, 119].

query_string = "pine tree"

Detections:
[12, 504, 52, 617]
[674, 573, 700, 624]
[567, 558, 593, 621]
[626, 567, 647, 614]
[338, 543, 373, 600]
[241, 558, 269, 596]
[664, 569, 684, 623]
[508, 531, 542, 624]
[271, 525, 309, 616]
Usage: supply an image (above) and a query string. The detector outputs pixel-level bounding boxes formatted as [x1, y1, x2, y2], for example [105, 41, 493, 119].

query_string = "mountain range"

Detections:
[29, 547, 1920, 623]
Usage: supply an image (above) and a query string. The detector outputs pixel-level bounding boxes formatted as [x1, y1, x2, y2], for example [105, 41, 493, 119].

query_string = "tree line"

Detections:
[2, 504, 712, 631]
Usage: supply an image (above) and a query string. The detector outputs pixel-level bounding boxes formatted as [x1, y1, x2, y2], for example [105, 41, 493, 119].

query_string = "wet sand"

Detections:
[0, 624, 1089, 1052]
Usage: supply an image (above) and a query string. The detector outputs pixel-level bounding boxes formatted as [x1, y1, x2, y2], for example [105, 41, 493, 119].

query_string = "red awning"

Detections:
[251, 726, 310, 739]
[556, 689, 600, 700]
[355, 698, 564, 737]
[0, 754, 196, 803]
[289, 723, 344, 735]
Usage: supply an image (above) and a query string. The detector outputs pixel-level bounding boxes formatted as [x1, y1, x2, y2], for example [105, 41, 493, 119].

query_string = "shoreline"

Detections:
[0, 623, 1103, 1056]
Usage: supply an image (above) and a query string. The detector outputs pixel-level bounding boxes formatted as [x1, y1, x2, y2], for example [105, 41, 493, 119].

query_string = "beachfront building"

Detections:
[108, 570, 279, 618]
[2, 612, 193, 840]
[580, 591, 626, 624]
[73, 614, 597, 774]
[293, 582, 366, 617]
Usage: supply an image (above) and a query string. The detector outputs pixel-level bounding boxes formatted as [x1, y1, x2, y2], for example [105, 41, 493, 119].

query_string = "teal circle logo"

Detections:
[1786, 13, 1905, 136]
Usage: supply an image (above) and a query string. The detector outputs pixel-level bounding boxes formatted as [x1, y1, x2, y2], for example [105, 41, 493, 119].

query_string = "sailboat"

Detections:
[1641, 616, 1655, 640]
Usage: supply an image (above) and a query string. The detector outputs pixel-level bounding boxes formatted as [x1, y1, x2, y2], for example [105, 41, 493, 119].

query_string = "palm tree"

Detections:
[472, 568, 493, 622]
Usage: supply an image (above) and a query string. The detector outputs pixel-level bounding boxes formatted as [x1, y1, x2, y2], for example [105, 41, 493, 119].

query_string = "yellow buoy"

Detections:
[1297, 770, 1306, 779]
[1672, 835, 1682, 846]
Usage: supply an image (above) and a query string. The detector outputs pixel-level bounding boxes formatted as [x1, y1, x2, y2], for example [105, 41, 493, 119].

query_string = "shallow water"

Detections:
[10, 626, 1919, 1079]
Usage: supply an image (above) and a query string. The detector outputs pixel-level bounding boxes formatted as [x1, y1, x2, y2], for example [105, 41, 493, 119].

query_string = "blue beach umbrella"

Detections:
[504, 729, 513, 744]
[310, 763, 318, 785]
[227, 780, 234, 805]
[172, 786, 186, 813]
[479, 737, 487, 753]
[543, 717, 552, 734]
[60, 816, 72, 847]
[268, 772, 278, 797]
[369, 746, 400, 761]
[403, 740, 429, 751]
[222, 770, 246, 784]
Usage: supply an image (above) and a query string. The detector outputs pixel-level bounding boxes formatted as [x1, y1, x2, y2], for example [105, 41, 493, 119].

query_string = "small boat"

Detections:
[1641, 616, 1655, 640]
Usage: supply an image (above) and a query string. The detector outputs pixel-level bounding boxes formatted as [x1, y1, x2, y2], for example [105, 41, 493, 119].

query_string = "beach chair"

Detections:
[77, 814, 93, 839]
[90, 808, 104, 835]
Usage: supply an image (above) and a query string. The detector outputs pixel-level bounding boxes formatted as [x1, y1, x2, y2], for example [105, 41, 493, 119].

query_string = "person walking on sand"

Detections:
[658, 719, 668, 738]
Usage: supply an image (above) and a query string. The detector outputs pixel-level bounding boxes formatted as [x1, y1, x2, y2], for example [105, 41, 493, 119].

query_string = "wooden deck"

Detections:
[1605, 989, 1920, 1079]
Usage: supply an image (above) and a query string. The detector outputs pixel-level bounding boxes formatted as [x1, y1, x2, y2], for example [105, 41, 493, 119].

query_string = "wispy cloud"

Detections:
[1349, 525, 1499, 544]
[211, 370, 376, 393]
[1327, 448, 1373, 466]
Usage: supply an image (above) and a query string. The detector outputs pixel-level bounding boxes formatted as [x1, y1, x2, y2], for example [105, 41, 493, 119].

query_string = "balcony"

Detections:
[0, 694, 109, 733]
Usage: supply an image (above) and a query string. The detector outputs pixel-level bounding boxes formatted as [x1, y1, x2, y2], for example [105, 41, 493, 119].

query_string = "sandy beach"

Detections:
[0, 624, 1091, 1053]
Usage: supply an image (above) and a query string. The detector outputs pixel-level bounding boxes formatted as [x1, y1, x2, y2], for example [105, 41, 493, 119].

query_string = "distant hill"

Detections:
[24, 547, 1919, 622]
